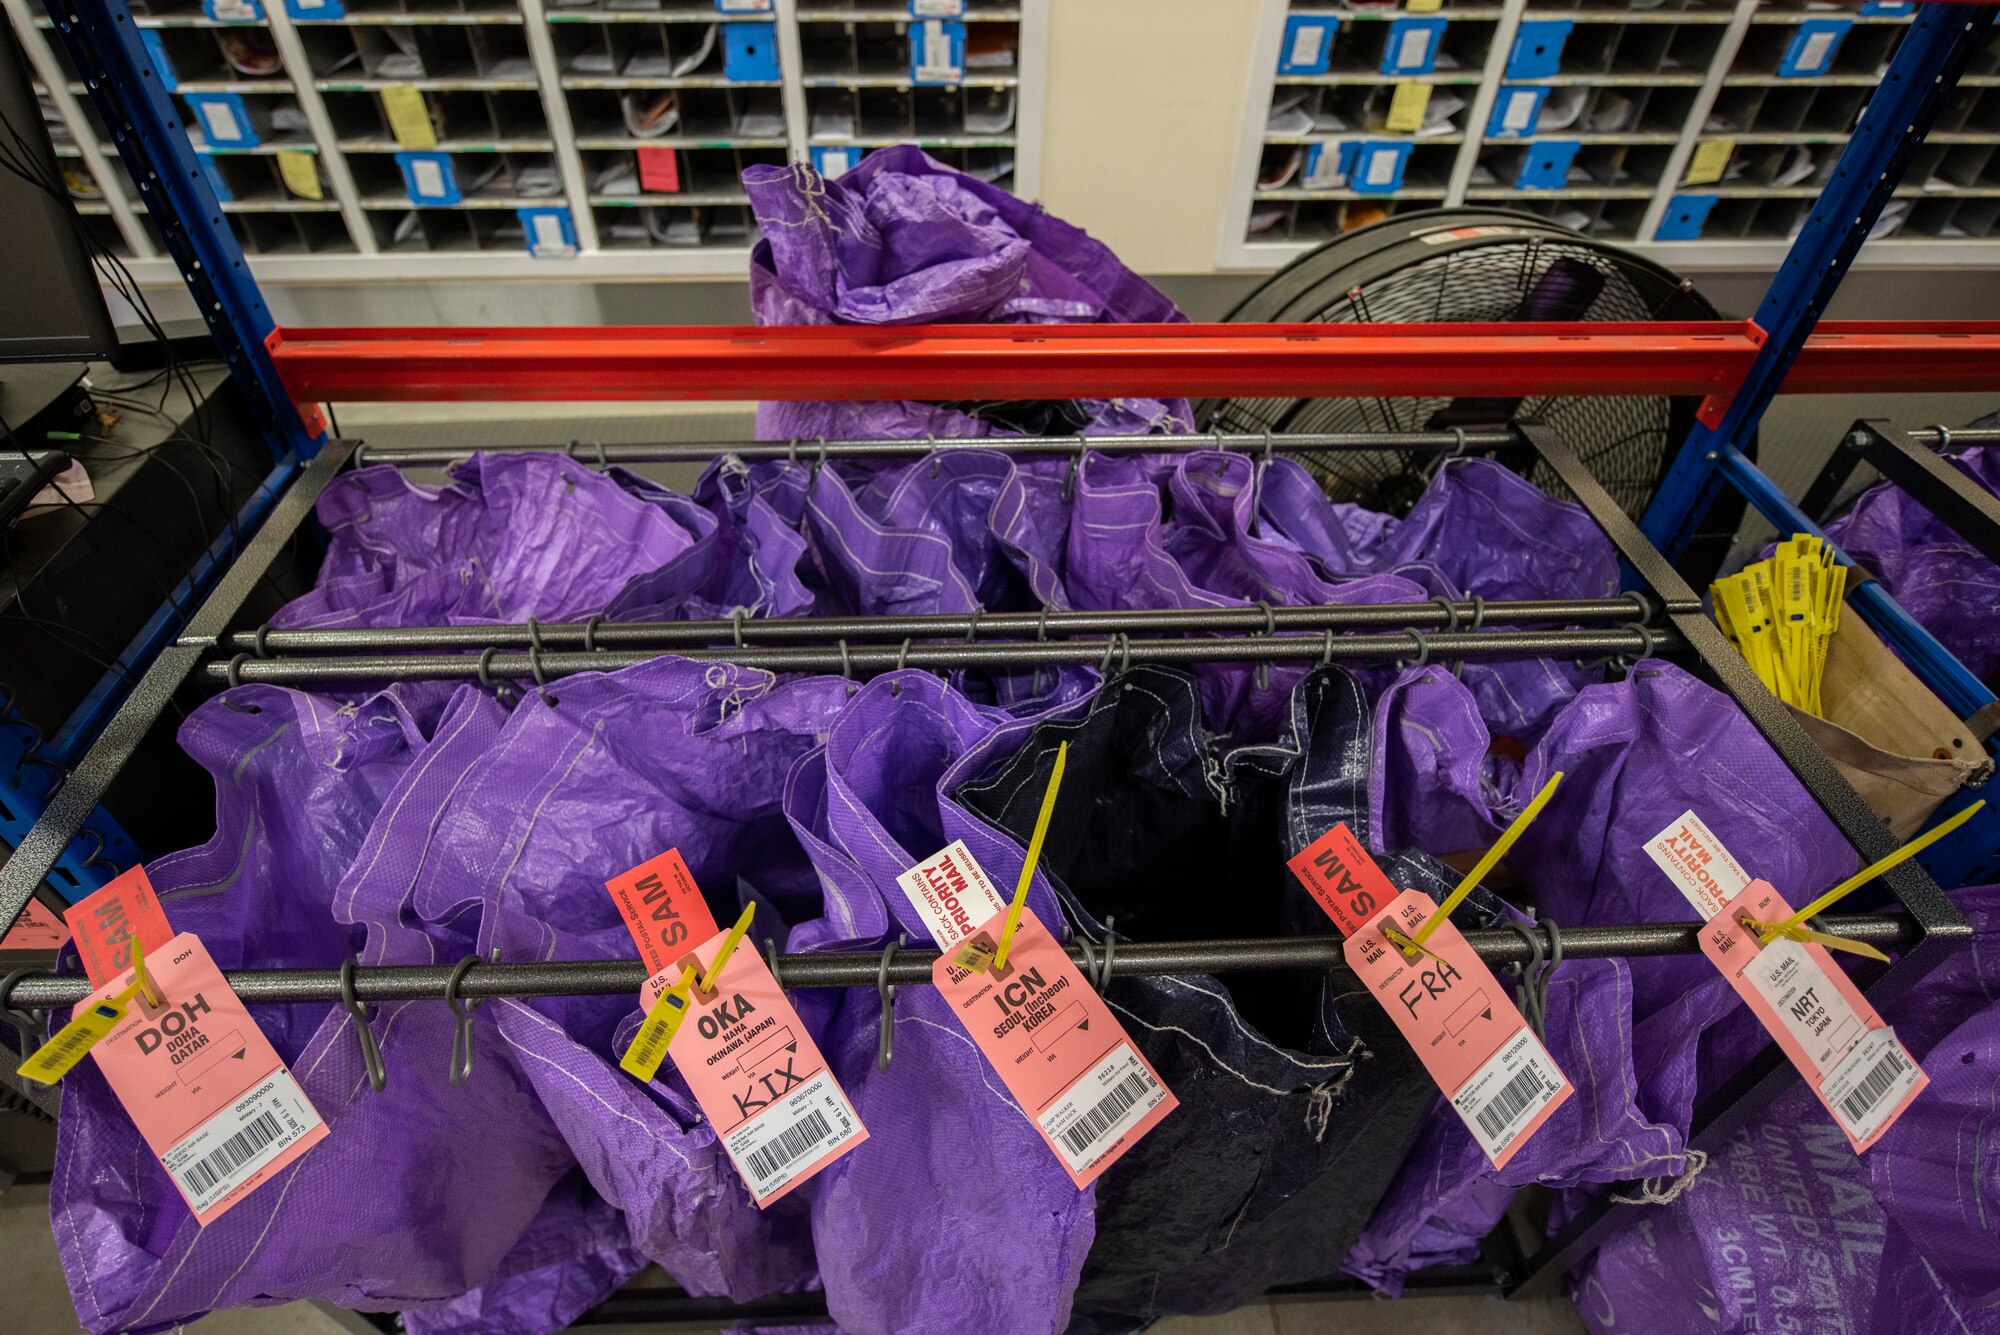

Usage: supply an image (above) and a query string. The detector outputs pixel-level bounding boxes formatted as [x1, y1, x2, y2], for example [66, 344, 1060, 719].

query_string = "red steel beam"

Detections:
[266, 320, 2000, 405]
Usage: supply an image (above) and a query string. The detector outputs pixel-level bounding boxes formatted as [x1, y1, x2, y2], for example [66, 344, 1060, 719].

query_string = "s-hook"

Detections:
[443, 953, 493, 1086]
[877, 933, 907, 1072]
[340, 959, 388, 1093]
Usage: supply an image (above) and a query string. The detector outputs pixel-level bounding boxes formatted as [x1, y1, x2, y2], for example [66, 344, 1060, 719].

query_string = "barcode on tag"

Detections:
[1038, 1043, 1167, 1173]
[161, 1071, 321, 1214]
[181, 1111, 280, 1198]
[1451, 1028, 1566, 1160]
[1821, 1026, 1923, 1143]
[725, 1069, 863, 1202]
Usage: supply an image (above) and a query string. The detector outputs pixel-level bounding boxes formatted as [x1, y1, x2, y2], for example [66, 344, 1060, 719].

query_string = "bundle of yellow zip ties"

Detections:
[1711, 533, 1846, 716]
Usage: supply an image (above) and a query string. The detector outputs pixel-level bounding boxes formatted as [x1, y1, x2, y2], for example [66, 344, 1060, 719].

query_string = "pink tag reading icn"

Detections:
[83, 932, 326, 1225]
[933, 906, 1177, 1188]
[663, 928, 867, 1206]
[1344, 890, 1572, 1169]
[1700, 881, 1926, 1153]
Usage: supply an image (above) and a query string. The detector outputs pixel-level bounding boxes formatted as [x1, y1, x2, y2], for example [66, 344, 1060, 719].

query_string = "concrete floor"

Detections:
[0, 1177, 1587, 1335]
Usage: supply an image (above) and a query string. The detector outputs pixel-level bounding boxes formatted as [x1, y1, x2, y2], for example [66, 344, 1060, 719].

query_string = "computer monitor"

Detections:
[0, 19, 119, 364]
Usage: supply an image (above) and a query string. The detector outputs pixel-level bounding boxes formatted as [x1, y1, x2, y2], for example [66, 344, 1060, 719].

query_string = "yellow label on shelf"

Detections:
[276, 150, 322, 201]
[381, 84, 437, 150]
[1406, 0, 1444, 11]
[1685, 137, 1734, 186]
[1385, 82, 1432, 134]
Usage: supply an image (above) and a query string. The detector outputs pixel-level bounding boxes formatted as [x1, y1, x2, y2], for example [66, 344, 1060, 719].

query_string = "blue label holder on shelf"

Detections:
[1517, 139, 1580, 190]
[1349, 140, 1412, 194]
[1278, 15, 1338, 76]
[1382, 17, 1446, 76]
[909, 19, 966, 84]
[1655, 193, 1719, 241]
[518, 207, 577, 257]
[1858, 0, 1914, 13]
[1780, 19, 1853, 77]
[185, 91, 257, 148]
[812, 146, 858, 179]
[396, 150, 460, 205]
[722, 22, 781, 81]
[1507, 19, 1571, 79]
[1487, 85, 1546, 138]
[284, 0, 345, 18]
[139, 29, 176, 91]
[1303, 141, 1358, 190]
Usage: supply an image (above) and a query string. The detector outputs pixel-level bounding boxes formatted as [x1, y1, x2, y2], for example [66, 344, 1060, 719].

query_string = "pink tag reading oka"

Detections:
[83, 932, 326, 1225]
[1700, 880, 1926, 1153]
[933, 906, 1177, 1188]
[1344, 889, 1573, 1169]
[663, 927, 867, 1206]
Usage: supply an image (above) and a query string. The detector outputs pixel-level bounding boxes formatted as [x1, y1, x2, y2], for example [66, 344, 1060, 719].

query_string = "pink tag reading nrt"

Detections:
[1700, 880, 1926, 1153]
[662, 928, 866, 1206]
[607, 849, 721, 979]
[933, 906, 1177, 1188]
[1344, 889, 1572, 1168]
[83, 932, 326, 1225]
[65, 865, 175, 987]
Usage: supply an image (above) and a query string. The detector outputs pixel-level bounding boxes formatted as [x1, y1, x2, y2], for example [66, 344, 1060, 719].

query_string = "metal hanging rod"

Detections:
[203, 627, 1677, 686]
[209, 596, 1672, 656]
[0, 914, 1920, 1008]
[1908, 426, 2000, 449]
[352, 428, 1524, 469]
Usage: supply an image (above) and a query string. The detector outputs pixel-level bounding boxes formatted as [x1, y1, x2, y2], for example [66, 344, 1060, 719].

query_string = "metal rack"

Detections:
[2, 0, 1998, 1322]
[2, 0, 1046, 277]
[1227, 0, 2000, 264]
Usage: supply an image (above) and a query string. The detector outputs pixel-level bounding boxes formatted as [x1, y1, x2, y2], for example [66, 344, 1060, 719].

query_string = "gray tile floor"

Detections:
[0, 1177, 1587, 1334]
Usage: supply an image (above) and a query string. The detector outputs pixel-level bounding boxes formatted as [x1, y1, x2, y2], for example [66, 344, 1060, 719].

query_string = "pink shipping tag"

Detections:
[0, 898, 70, 951]
[606, 849, 720, 979]
[1286, 822, 1400, 937]
[933, 906, 1176, 1188]
[637, 147, 680, 193]
[83, 932, 326, 1225]
[1700, 880, 1926, 1152]
[65, 865, 175, 987]
[662, 928, 866, 1206]
[1344, 889, 1572, 1169]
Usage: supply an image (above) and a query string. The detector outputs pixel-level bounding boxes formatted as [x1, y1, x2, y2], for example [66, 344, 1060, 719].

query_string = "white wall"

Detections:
[1034, 0, 1265, 275]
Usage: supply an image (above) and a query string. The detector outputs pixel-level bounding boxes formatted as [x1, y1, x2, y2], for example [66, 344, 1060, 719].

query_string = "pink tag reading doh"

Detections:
[661, 927, 866, 1206]
[84, 932, 326, 1225]
[933, 906, 1177, 1188]
[1, 897, 71, 952]
[1344, 889, 1573, 1169]
[1286, 822, 1400, 937]
[65, 865, 174, 987]
[607, 849, 721, 979]
[1700, 880, 1926, 1153]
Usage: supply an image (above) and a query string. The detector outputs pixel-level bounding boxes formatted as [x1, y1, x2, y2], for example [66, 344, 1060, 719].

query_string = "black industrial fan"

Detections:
[1197, 208, 1748, 579]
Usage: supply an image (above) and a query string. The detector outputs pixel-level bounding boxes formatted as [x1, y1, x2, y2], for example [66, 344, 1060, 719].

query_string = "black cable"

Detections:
[1, 416, 193, 622]
[325, 404, 341, 438]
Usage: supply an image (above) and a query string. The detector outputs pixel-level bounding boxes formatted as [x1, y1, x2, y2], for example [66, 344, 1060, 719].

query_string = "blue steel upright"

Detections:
[1641, 3, 2000, 562]
[39, 0, 325, 463]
